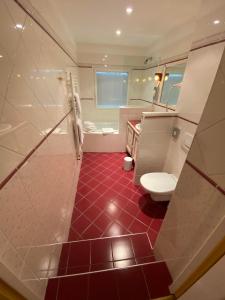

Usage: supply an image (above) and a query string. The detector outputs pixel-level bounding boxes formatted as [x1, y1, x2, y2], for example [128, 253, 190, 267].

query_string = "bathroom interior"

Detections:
[0, 0, 225, 299]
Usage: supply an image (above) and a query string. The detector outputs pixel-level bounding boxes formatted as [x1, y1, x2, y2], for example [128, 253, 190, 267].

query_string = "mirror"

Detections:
[160, 62, 186, 107]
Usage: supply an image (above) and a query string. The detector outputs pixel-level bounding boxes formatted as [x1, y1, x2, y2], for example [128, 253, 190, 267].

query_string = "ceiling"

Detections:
[29, 0, 201, 48]
[28, 0, 225, 64]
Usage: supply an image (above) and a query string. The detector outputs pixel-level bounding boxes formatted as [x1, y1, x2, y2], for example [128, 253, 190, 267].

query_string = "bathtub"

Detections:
[83, 121, 119, 134]
[82, 121, 124, 152]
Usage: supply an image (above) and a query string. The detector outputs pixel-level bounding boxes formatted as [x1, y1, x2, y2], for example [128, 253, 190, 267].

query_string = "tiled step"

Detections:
[45, 262, 172, 300]
[57, 233, 155, 276]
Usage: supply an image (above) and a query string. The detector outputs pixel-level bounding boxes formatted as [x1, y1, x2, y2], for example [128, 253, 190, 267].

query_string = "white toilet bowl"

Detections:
[140, 172, 178, 201]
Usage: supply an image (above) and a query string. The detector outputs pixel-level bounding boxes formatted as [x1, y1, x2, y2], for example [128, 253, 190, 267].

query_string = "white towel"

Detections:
[76, 118, 84, 144]
[74, 92, 82, 117]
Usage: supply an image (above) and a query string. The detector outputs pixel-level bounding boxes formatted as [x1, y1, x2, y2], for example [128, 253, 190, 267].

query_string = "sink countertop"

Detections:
[127, 120, 141, 134]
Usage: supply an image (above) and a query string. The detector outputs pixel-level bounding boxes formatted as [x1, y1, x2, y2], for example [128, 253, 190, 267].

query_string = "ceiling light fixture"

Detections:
[116, 29, 121, 36]
[126, 7, 133, 15]
[213, 20, 220, 25]
[104, 64, 108, 68]
[0, 55, 3, 59]
[104, 54, 108, 58]
[15, 23, 24, 30]
[102, 58, 106, 61]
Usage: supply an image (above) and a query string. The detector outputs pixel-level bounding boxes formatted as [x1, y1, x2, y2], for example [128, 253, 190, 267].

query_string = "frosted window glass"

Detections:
[96, 72, 128, 108]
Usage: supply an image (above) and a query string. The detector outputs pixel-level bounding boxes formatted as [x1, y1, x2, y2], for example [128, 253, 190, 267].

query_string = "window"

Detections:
[160, 62, 186, 107]
[96, 71, 128, 108]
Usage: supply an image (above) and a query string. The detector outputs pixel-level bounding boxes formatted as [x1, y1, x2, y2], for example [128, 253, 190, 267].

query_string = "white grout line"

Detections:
[145, 232, 153, 250]
[17, 232, 147, 249]
[37, 258, 176, 281]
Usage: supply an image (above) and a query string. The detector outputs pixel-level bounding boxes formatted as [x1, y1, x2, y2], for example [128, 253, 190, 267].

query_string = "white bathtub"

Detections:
[82, 121, 124, 152]
[83, 121, 119, 134]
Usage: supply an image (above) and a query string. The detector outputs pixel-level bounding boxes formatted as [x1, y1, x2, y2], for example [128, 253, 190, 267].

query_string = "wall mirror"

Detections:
[160, 61, 187, 108]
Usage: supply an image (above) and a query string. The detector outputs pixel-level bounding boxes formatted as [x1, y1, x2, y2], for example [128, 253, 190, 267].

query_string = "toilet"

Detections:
[140, 172, 178, 201]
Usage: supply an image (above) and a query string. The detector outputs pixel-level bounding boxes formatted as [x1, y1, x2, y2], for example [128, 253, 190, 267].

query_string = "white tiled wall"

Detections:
[154, 44, 225, 292]
[176, 42, 225, 124]
[163, 117, 197, 178]
[134, 116, 176, 183]
[0, 1, 79, 299]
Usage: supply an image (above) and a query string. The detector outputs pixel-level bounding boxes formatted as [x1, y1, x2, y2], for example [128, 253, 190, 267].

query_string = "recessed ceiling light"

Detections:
[213, 20, 220, 25]
[0, 55, 3, 59]
[104, 54, 108, 58]
[15, 23, 24, 30]
[126, 7, 133, 15]
[116, 29, 121, 36]
[102, 58, 106, 61]
[16, 74, 21, 78]
[104, 64, 108, 68]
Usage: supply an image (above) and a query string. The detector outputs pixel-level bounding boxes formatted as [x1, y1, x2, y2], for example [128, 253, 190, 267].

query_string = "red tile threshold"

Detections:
[56, 233, 155, 277]
[45, 262, 172, 300]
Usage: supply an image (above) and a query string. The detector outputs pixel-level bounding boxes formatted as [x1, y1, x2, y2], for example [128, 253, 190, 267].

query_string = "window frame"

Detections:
[94, 68, 130, 109]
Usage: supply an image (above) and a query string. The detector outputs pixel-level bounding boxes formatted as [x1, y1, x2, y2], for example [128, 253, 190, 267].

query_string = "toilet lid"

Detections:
[140, 172, 178, 194]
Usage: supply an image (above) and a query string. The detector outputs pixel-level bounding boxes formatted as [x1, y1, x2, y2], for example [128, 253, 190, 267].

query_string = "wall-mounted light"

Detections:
[154, 73, 162, 81]
[164, 73, 169, 81]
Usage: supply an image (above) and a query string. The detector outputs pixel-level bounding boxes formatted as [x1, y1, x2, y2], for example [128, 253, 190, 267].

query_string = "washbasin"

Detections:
[135, 123, 141, 131]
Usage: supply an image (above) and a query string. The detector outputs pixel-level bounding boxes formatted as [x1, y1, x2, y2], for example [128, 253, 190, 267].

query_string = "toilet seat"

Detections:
[140, 172, 177, 194]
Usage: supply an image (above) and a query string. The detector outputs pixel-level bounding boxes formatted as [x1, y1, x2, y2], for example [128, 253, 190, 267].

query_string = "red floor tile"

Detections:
[117, 211, 133, 228]
[89, 270, 119, 300]
[91, 238, 113, 264]
[147, 228, 158, 247]
[57, 244, 70, 275]
[104, 202, 122, 219]
[143, 262, 172, 298]
[83, 204, 101, 221]
[45, 278, 59, 300]
[94, 212, 111, 229]
[111, 237, 134, 261]
[82, 224, 102, 239]
[68, 153, 166, 242]
[68, 227, 81, 241]
[57, 275, 88, 300]
[129, 219, 148, 233]
[124, 201, 140, 216]
[136, 210, 153, 226]
[113, 258, 136, 268]
[90, 261, 114, 271]
[131, 234, 153, 259]
[116, 267, 150, 300]
[103, 222, 126, 237]
[150, 218, 163, 232]
[72, 214, 91, 233]
[67, 241, 90, 273]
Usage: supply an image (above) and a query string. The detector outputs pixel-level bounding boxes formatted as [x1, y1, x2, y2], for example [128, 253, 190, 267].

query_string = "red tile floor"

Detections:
[69, 153, 167, 244]
[45, 153, 172, 300]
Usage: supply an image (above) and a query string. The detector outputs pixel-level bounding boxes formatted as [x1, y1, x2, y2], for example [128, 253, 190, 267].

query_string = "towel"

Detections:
[76, 118, 84, 144]
[74, 92, 82, 117]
